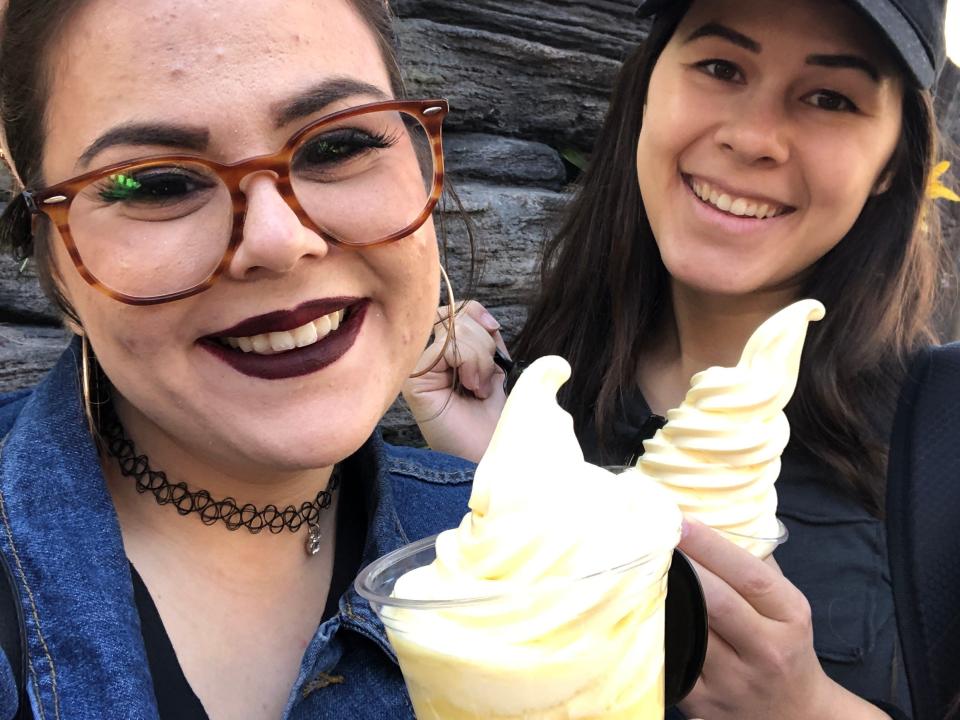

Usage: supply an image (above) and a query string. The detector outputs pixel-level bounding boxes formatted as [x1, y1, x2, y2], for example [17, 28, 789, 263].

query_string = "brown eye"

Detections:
[96, 168, 216, 206]
[696, 59, 744, 83]
[804, 90, 859, 113]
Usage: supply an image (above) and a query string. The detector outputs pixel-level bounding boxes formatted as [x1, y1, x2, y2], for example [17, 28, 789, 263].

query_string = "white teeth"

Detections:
[314, 314, 332, 339]
[269, 331, 296, 353]
[251, 335, 273, 354]
[690, 177, 785, 219]
[222, 308, 346, 356]
[292, 322, 319, 348]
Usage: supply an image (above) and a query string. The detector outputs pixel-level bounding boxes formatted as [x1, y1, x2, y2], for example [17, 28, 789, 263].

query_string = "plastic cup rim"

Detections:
[354, 533, 674, 611]
[714, 518, 789, 545]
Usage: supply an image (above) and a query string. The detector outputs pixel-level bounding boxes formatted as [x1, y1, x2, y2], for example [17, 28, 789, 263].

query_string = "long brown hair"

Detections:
[514, 4, 950, 516]
[0, 0, 407, 324]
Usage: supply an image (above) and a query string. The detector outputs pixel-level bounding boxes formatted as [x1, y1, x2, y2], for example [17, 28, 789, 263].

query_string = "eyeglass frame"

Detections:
[20, 98, 449, 306]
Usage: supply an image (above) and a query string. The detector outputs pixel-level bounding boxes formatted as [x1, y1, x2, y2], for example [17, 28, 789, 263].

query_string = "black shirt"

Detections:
[130, 466, 368, 719]
[581, 387, 912, 715]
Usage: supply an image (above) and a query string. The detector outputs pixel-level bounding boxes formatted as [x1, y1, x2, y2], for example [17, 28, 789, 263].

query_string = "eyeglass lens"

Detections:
[66, 109, 435, 299]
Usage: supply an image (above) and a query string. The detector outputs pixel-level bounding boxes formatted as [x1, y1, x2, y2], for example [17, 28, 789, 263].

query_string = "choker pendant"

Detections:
[306, 522, 323, 556]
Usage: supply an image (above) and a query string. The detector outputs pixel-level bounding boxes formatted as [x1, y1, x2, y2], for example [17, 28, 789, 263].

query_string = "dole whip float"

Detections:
[638, 299, 826, 557]
[387, 356, 682, 720]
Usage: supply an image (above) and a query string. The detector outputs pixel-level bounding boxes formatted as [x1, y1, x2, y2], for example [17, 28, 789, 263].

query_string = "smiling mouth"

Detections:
[214, 307, 349, 355]
[683, 174, 795, 219]
[199, 299, 369, 380]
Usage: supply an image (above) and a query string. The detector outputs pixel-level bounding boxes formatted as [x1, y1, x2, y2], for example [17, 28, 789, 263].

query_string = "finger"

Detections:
[680, 518, 802, 622]
[679, 633, 745, 720]
[491, 329, 510, 359]
[458, 299, 501, 333]
[687, 556, 768, 653]
[700, 627, 740, 681]
[447, 328, 499, 396]
[454, 343, 502, 398]
[412, 336, 451, 376]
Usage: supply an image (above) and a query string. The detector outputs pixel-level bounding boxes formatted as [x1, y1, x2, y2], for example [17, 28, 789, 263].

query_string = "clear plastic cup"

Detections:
[605, 465, 789, 560]
[355, 534, 673, 720]
[716, 519, 789, 559]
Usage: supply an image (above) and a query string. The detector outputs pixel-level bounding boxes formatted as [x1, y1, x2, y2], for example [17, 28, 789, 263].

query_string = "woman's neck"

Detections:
[103, 394, 340, 572]
[639, 281, 799, 415]
[109, 394, 336, 507]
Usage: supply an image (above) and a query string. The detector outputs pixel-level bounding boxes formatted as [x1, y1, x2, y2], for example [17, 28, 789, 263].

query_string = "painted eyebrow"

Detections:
[685, 22, 881, 83]
[805, 54, 880, 82]
[77, 77, 390, 170]
[78, 124, 209, 169]
[685, 22, 761, 53]
[271, 77, 390, 127]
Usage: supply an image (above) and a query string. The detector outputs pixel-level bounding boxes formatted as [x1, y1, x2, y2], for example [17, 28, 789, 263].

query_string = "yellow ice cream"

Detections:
[638, 299, 825, 557]
[387, 356, 682, 719]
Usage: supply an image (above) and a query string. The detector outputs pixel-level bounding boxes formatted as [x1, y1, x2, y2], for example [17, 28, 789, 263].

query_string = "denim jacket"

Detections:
[0, 341, 475, 719]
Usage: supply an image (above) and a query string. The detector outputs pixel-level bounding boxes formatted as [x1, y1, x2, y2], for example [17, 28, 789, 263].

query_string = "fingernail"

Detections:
[680, 518, 692, 540]
[479, 311, 500, 331]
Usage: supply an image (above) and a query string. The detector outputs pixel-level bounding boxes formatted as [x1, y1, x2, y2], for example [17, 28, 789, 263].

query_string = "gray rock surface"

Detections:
[0, 259, 60, 324]
[0, 323, 70, 392]
[444, 134, 567, 189]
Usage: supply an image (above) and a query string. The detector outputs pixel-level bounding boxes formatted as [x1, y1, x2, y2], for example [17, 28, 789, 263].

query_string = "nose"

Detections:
[713, 93, 791, 167]
[227, 172, 328, 279]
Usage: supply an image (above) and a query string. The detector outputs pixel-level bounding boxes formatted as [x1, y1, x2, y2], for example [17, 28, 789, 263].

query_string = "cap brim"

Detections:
[635, 0, 935, 87]
[844, 0, 935, 87]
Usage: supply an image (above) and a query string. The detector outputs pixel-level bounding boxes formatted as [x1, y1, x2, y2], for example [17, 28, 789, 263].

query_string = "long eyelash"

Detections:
[359, 128, 399, 149]
[98, 173, 142, 202]
[813, 90, 859, 113]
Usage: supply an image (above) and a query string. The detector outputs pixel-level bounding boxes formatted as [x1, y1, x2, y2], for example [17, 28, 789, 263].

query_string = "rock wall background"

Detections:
[1, 1, 958, 446]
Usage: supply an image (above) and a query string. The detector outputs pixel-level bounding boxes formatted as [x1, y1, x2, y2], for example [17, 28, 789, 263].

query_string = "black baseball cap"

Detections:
[635, 0, 947, 88]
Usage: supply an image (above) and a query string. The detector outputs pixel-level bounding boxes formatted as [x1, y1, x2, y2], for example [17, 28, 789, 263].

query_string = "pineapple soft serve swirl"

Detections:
[388, 356, 682, 719]
[638, 299, 825, 557]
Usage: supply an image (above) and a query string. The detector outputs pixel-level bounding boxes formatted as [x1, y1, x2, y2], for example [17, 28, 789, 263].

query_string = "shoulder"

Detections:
[886, 342, 960, 717]
[890, 342, 960, 436]
[915, 341, 960, 382]
[381, 442, 475, 542]
[0, 388, 33, 439]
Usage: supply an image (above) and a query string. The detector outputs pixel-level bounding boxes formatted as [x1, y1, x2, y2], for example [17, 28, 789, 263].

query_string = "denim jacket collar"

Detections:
[0, 341, 156, 719]
[0, 339, 474, 719]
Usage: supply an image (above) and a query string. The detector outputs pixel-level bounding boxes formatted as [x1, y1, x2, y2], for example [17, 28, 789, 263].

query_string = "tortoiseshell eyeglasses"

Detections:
[21, 99, 448, 305]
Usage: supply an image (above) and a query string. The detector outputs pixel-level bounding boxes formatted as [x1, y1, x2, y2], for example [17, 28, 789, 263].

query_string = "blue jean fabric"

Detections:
[0, 340, 474, 719]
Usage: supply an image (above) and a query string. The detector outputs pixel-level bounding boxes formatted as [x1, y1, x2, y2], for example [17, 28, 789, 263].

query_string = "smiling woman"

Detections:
[0, 1, 474, 718]
[403, 0, 952, 718]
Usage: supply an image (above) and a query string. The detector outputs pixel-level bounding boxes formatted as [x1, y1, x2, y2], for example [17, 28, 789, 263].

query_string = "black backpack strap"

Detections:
[0, 547, 29, 720]
[887, 342, 960, 720]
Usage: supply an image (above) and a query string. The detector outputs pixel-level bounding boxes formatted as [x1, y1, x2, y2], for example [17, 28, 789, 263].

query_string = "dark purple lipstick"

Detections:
[200, 298, 369, 380]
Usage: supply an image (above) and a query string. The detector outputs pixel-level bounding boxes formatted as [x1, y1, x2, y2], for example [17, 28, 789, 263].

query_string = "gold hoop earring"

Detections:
[80, 333, 100, 438]
[409, 263, 458, 379]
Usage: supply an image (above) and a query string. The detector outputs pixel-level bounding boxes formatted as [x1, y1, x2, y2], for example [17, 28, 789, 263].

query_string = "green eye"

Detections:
[99, 173, 143, 201]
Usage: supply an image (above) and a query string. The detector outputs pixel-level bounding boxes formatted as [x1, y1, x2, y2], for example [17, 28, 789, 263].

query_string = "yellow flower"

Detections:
[928, 161, 960, 202]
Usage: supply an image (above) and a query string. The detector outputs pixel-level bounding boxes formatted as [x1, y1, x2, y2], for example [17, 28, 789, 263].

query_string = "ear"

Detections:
[63, 317, 84, 336]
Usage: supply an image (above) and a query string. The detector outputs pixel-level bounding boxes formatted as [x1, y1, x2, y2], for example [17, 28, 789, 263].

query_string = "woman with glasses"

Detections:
[406, 0, 954, 718]
[0, 0, 471, 718]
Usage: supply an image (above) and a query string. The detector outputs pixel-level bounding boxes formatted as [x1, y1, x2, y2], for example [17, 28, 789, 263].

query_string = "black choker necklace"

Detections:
[103, 413, 339, 556]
